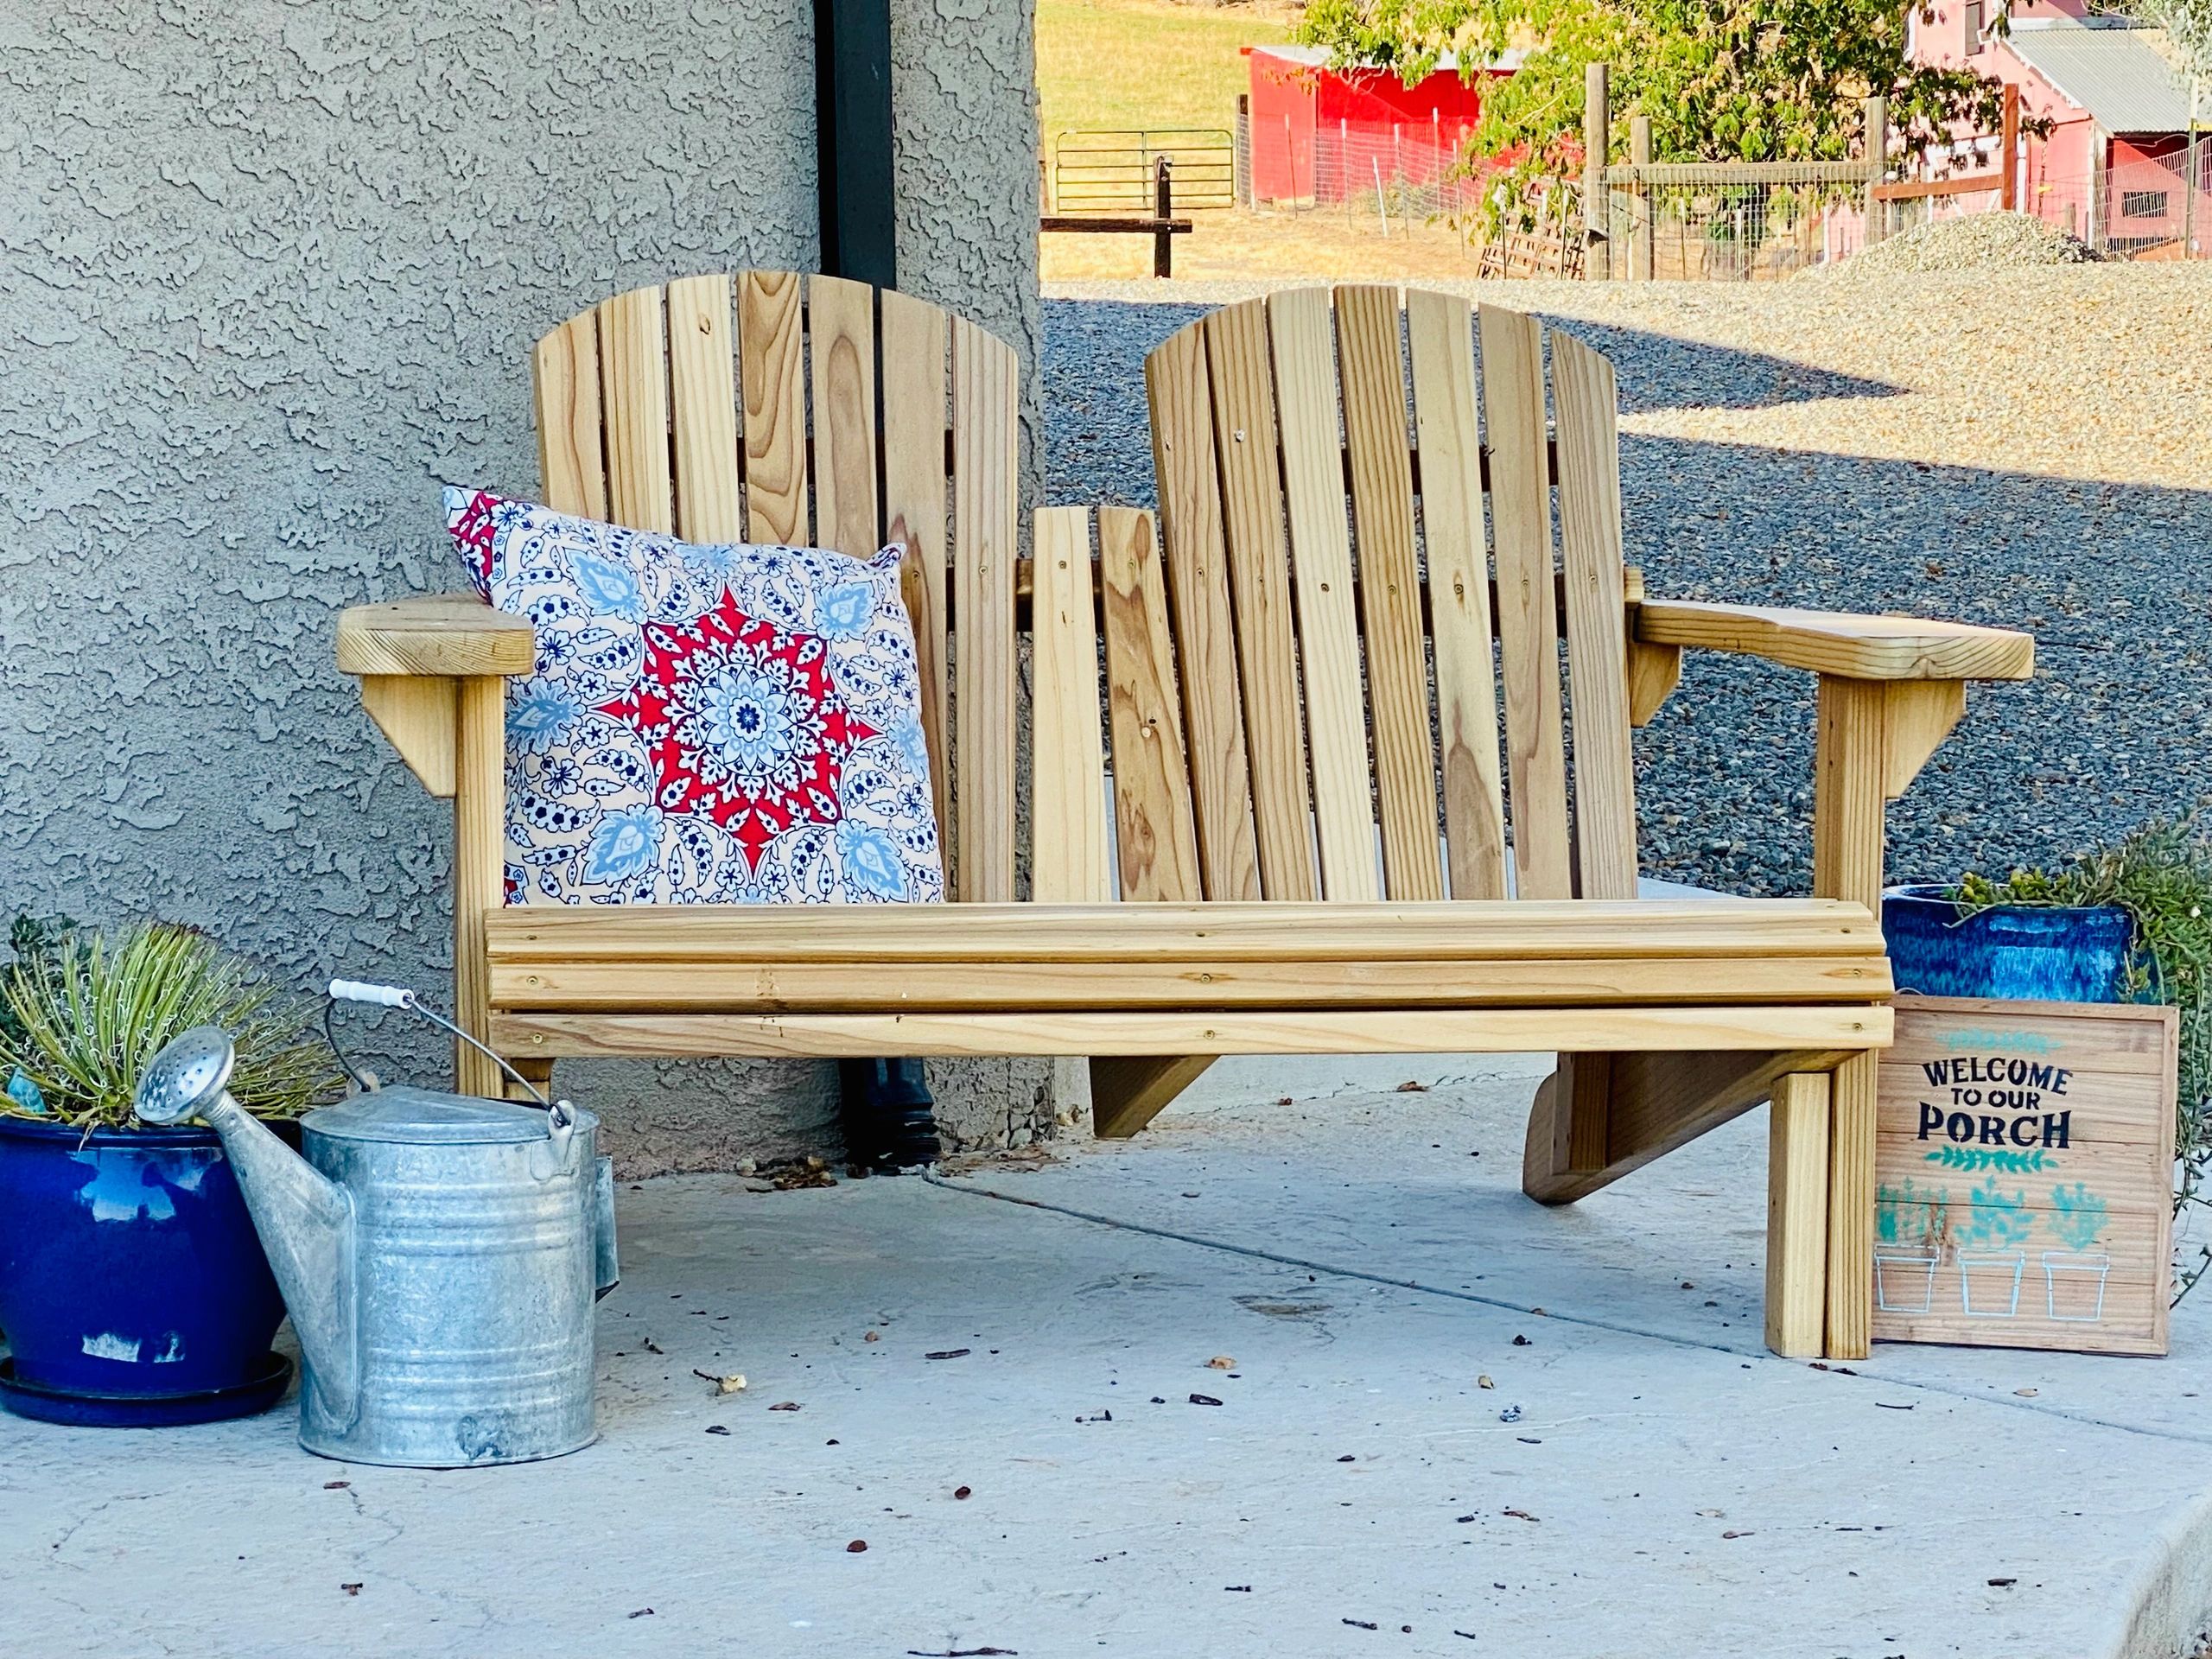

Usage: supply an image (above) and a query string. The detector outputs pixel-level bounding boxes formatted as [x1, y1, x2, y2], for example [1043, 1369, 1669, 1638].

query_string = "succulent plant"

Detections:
[0, 921, 341, 1131]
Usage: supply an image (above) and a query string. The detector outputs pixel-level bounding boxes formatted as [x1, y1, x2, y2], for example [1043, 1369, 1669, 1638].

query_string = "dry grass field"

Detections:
[1036, 0, 1295, 146]
[1035, 0, 1497, 283]
[1041, 204, 1483, 282]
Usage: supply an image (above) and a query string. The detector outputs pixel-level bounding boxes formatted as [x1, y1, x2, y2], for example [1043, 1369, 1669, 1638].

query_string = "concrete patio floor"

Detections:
[6, 1056, 2211, 1659]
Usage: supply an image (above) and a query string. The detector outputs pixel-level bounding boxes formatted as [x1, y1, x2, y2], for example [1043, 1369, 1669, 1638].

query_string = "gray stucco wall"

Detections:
[0, 0, 1046, 1173]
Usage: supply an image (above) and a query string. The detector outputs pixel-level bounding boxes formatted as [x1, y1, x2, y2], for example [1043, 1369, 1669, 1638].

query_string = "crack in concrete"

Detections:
[925, 1173, 2212, 1449]
[47, 1491, 156, 1556]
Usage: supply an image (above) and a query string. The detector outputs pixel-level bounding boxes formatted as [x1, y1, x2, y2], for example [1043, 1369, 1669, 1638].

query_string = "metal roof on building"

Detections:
[2005, 19, 2202, 135]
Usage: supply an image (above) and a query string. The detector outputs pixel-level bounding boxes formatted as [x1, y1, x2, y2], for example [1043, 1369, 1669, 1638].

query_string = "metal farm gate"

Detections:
[1052, 129, 1235, 213]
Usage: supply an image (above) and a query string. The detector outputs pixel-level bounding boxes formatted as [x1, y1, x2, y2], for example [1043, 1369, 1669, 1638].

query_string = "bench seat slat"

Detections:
[491, 953, 1889, 1013]
[486, 899, 1879, 963]
[490, 1005, 1891, 1059]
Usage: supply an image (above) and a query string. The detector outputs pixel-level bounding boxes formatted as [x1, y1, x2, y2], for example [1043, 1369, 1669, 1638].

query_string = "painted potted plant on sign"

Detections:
[0, 919, 343, 1427]
[1874, 1177, 1949, 1313]
[2043, 1182, 2112, 1323]
[1955, 1180, 2034, 1317]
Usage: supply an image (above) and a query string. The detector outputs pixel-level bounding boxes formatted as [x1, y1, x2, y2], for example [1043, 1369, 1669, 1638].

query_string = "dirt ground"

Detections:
[1042, 205, 1494, 283]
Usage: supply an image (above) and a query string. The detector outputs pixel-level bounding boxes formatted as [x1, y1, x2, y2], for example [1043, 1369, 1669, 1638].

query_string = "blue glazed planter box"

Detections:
[1883, 885, 2135, 1006]
[0, 1113, 293, 1422]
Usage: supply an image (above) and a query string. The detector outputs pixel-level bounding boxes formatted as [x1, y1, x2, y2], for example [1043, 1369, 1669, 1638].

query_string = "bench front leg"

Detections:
[454, 675, 508, 1098]
[1811, 672, 1964, 1358]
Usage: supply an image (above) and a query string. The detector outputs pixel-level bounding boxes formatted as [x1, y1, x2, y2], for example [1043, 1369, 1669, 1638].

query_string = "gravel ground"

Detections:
[1042, 264, 2212, 894]
[1819, 209, 2097, 277]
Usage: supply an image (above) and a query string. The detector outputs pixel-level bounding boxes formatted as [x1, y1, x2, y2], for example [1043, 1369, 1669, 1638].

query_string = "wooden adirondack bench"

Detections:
[335, 272, 2033, 1361]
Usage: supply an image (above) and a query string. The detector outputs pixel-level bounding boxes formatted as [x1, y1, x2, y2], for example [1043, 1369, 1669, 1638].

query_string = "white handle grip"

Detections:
[328, 979, 414, 1008]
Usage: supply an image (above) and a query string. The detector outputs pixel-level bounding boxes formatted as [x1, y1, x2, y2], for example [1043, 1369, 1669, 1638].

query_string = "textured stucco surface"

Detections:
[0, 0, 1044, 1173]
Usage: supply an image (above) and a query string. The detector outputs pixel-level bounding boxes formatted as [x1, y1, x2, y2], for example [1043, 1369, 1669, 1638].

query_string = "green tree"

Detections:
[1298, 0, 2017, 226]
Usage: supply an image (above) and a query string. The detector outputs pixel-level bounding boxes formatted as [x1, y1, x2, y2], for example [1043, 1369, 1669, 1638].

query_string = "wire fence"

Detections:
[1598, 176, 1872, 282]
[1236, 110, 1489, 227]
[1882, 147, 2209, 258]
[1225, 100, 2205, 277]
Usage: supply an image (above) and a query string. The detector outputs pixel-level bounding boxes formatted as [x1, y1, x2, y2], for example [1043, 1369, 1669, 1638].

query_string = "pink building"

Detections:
[1909, 1, 2206, 253]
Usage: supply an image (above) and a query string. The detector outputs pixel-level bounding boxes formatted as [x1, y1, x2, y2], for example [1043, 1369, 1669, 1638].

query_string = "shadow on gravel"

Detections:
[1041, 302, 1904, 505]
[1042, 297, 2212, 896]
[1530, 317, 1904, 414]
[1625, 435, 2212, 894]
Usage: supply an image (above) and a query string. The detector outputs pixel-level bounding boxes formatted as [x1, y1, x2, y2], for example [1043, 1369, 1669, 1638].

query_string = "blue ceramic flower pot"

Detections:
[0, 1113, 295, 1426]
[1883, 885, 2135, 1005]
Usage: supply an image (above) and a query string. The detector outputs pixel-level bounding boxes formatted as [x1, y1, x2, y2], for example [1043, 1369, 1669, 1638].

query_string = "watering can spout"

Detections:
[135, 1027, 359, 1429]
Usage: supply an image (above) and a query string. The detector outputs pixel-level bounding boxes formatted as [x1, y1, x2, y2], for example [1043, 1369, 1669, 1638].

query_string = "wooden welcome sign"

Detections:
[1872, 995, 2177, 1356]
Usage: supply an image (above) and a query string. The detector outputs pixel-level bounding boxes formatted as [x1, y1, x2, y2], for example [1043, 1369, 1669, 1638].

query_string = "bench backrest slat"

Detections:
[1032, 507, 1115, 903]
[600, 286, 677, 536]
[1478, 302, 1575, 899]
[1551, 330, 1640, 899]
[950, 317, 1021, 902]
[1339, 284, 1445, 901]
[808, 276, 880, 560]
[666, 274, 744, 543]
[738, 271, 808, 545]
[1098, 505, 1205, 902]
[881, 289, 953, 840]
[1407, 289, 1510, 901]
[1147, 323, 1262, 900]
[1204, 302, 1317, 902]
[528, 271, 1020, 902]
[1134, 287, 1640, 904]
[1268, 289, 1380, 903]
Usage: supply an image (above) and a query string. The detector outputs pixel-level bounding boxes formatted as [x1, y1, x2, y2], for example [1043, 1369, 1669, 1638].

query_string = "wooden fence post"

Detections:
[1583, 61, 1611, 281]
[1864, 95, 1889, 245]
[1234, 92, 1250, 207]
[1629, 114, 1653, 280]
[2000, 82, 2020, 211]
[1154, 156, 1174, 279]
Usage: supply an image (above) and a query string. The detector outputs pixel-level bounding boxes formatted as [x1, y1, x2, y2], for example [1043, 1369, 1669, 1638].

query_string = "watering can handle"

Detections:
[330, 979, 413, 1008]
[325, 979, 552, 1108]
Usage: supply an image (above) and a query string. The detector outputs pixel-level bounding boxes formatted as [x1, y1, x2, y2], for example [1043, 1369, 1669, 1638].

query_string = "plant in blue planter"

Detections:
[1891, 817, 2212, 1301]
[0, 919, 343, 1427]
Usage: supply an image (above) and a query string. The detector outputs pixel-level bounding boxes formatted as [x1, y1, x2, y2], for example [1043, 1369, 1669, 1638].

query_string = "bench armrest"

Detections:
[336, 594, 535, 679]
[1636, 599, 2033, 683]
[335, 594, 532, 803]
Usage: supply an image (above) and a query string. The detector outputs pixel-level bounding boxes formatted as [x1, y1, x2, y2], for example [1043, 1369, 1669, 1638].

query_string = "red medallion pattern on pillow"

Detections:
[445, 487, 943, 906]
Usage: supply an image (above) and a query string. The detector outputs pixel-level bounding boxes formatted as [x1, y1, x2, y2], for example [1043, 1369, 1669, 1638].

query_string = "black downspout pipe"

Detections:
[817, 0, 942, 1171]
[815, 0, 898, 289]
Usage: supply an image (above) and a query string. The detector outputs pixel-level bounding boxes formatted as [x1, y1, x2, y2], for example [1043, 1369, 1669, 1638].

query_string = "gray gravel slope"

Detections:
[1041, 285, 2212, 894]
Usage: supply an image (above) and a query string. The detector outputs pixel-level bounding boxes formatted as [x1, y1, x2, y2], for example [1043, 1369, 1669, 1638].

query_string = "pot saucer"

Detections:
[0, 1351, 292, 1427]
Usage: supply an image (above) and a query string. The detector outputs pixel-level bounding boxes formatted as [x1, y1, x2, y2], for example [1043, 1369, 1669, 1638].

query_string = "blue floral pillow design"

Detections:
[447, 488, 943, 906]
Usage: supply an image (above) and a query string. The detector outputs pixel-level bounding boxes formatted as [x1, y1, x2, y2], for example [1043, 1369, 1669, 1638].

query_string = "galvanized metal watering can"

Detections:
[133, 995, 618, 1468]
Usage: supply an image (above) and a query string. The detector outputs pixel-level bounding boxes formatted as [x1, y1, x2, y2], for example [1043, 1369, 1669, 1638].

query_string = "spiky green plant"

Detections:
[0, 923, 341, 1131]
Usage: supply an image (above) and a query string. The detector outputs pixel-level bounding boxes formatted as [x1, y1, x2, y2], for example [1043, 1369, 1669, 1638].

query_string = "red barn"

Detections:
[1243, 44, 1520, 207]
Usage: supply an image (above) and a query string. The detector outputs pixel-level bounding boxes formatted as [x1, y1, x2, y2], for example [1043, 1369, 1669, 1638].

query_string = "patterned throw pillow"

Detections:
[445, 487, 943, 906]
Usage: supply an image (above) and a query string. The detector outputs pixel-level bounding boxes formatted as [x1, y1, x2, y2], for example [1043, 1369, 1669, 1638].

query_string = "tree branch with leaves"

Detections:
[1299, 0, 2022, 230]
